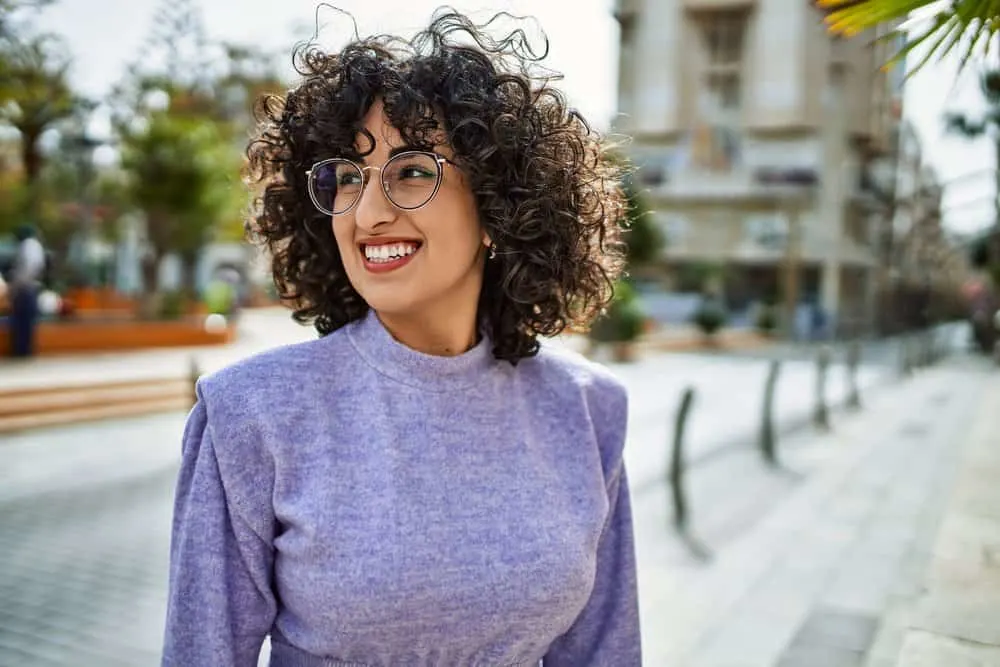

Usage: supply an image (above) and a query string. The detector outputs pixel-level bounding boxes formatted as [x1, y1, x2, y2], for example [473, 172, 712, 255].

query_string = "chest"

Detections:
[269, 390, 608, 640]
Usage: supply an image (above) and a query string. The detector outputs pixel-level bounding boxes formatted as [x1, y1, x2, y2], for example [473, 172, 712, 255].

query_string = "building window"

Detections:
[661, 215, 689, 245]
[688, 10, 747, 172]
[697, 11, 746, 116]
[617, 14, 637, 120]
[745, 214, 788, 249]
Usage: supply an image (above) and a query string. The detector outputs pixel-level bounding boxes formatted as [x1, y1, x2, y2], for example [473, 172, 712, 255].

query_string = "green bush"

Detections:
[755, 303, 779, 333]
[158, 291, 186, 320]
[588, 281, 646, 343]
[692, 300, 726, 336]
[204, 280, 236, 315]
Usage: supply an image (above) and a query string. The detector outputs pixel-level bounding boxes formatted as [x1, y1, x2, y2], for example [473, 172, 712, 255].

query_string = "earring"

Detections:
[488, 243, 497, 260]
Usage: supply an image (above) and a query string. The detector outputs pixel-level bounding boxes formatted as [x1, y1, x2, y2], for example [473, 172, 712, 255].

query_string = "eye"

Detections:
[398, 164, 436, 179]
[338, 171, 362, 186]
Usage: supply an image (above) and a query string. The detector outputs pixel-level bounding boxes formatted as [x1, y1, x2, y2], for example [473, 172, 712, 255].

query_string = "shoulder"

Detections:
[522, 340, 629, 479]
[525, 340, 628, 409]
[197, 325, 357, 423]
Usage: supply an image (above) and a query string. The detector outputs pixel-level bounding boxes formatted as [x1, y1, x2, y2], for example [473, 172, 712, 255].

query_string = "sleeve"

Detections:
[543, 377, 642, 667]
[161, 387, 277, 667]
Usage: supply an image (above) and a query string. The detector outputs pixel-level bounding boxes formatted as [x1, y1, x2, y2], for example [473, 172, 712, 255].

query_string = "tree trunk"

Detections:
[180, 251, 200, 300]
[20, 127, 43, 184]
[21, 127, 43, 221]
[138, 250, 162, 319]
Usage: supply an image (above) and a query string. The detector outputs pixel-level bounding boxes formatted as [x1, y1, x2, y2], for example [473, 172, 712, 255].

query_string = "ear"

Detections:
[482, 234, 493, 248]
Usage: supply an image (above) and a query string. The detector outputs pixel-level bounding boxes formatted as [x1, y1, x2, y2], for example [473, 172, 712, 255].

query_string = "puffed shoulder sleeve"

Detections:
[162, 380, 277, 667]
[544, 372, 642, 666]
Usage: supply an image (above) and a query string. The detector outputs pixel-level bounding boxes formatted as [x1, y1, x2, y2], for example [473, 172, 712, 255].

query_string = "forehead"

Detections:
[353, 101, 402, 155]
[353, 99, 447, 159]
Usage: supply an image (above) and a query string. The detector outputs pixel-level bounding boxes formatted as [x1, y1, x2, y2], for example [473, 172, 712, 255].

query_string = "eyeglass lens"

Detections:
[310, 152, 441, 215]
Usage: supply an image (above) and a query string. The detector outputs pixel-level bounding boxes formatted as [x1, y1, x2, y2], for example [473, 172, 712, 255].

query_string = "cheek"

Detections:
[429, 195, 483, 255]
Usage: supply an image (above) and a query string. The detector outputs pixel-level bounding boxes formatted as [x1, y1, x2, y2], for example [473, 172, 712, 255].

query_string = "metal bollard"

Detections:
[813, 345, 831, 430]
[846, 340, 861, 410]
[669, 387, 696, 532]
[759, 359, 781, 466]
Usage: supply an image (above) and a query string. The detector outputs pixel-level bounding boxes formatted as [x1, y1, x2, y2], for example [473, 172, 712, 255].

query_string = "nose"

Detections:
[351, 168, 397, 232]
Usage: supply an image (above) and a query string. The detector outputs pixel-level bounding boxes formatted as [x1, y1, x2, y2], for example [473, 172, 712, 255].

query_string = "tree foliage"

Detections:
[619, 176, 666, 270]
[108, 0, 285, 297]
[943, 68, 1000, 275]
[815, 0, 1000, 76]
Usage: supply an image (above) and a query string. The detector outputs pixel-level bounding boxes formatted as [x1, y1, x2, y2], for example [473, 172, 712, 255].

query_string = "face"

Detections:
[329, 100, 488, 321]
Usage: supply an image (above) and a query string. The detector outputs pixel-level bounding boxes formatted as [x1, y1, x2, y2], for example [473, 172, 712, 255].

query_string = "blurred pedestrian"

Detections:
[162, 8, 641, 667]
[8, 224, 46, 358]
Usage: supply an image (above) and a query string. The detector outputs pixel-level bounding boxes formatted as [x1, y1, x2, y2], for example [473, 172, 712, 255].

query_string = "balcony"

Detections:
[682, 0, 756, 10]
[647, 167, 819, 207]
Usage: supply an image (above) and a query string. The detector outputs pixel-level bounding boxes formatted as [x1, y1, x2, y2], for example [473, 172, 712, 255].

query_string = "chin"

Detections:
[357, 287, 423, 317]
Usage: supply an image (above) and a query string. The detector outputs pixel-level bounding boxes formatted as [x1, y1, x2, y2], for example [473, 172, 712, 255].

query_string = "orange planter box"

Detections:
[0, 318, 234, 356]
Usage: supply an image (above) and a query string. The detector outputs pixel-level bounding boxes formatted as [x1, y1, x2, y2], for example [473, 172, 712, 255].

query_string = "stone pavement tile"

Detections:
[896, 628, 1000, 667]
[790, 608, 879, 654]
[925, 515, 1000, 592]
[818, 543, 908, 616]
[951, 472, 1000, 523]
[775, 643, 866, 667]
[909, 591, 1000, 647]
[686, 611, 803, 667]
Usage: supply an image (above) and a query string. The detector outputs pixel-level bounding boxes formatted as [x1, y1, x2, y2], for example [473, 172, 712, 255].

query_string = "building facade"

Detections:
[614, 0, 903, 333]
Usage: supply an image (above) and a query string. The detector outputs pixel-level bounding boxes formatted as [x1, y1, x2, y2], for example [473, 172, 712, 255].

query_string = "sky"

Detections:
[29, 0, 998, 235]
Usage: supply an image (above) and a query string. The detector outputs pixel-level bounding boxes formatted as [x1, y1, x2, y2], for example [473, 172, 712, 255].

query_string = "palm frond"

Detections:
[943, 111, 986, 136]
[818, 0, 1000, 76]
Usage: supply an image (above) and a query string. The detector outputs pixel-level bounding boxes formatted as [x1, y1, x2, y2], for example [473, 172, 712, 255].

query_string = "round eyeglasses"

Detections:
[306, 150, 457, 216]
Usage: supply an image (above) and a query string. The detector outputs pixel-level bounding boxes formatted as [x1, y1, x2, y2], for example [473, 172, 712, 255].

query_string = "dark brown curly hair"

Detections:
[246, 7, 628, 364]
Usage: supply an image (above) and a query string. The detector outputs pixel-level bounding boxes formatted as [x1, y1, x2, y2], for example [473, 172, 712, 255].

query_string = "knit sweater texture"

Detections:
[162, 310, 641, 666]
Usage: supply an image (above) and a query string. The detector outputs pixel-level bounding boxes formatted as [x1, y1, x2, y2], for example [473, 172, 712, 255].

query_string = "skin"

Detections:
[332, 99, 492, 357]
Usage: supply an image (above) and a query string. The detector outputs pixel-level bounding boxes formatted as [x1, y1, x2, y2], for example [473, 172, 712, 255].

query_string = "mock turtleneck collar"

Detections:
[346, 309, 496, 390]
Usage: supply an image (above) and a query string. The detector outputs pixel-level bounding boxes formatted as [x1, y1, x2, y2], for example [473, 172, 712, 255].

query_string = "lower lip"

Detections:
[361, 247, 420, 274]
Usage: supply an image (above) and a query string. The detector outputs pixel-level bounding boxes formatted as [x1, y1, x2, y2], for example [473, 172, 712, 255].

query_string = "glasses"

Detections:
[306, 150, 457, 216]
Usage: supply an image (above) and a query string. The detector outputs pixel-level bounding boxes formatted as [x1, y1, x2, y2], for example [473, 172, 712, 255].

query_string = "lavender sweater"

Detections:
[162, 310, 641, 667]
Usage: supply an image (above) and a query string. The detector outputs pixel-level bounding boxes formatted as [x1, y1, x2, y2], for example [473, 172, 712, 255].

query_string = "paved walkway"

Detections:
[632, 355, 999, 666]
[892, 364, 1000, 666]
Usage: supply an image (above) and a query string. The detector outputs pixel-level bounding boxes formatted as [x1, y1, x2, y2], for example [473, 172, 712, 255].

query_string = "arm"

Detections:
[544, 378, 642, 666]
[162, 387, 277, 666]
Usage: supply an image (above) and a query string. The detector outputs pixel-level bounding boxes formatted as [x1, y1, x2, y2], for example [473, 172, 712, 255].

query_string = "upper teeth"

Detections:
[364, 242, 418, 261]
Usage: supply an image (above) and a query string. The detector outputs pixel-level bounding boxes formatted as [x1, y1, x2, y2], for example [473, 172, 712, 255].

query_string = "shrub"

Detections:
[588, 281, 646, 343]
[158, 291, 186, 320]
[755, 303, 779, 334]
[692, 300, 726, 336]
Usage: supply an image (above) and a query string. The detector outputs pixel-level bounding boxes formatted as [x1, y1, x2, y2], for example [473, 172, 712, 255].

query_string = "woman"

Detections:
[162, 9, 640, 667]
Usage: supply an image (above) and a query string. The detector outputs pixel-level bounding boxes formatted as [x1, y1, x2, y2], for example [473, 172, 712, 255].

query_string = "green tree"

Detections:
[109, 0, 285, 303]
[120, 110, 234, 304]
[944, 69, 1000, 274]
[0, 30, 83, 218]
[815, 0, 1000, 75]
[0, 0, 54, 40]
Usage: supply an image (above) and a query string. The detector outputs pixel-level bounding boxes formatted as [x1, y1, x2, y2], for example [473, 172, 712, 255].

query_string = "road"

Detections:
[0, 314, 949, 666]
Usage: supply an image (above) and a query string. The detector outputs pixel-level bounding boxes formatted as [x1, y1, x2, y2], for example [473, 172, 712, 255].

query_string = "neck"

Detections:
[375, 307, 479, 357]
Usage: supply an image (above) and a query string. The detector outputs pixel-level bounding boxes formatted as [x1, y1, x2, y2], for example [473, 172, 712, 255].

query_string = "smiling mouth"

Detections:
[362, 241, 421, 263]
[359, 241, 422, 272]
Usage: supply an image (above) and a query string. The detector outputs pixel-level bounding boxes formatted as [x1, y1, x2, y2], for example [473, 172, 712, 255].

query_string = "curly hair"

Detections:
[245, 7, 628, 364]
